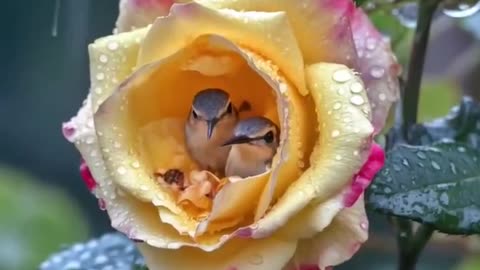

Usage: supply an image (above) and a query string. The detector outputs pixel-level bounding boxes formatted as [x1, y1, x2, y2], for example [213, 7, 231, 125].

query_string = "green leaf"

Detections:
[366, 142, 480, 235]
[0, 165, 89, 270]
[39, 233, 147, 270]
[409, 97, 480, 148]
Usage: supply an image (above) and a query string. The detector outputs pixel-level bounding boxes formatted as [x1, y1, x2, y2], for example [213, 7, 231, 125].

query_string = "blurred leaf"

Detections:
[368, 9, 413, 66]
[455, 255, 480, 270]
[418, 80, 461, 123]
[39, 233, 146, 270]
[410, 96, 480, 148]
[0, 165, 89, 270]
[367, 142, 480, 235]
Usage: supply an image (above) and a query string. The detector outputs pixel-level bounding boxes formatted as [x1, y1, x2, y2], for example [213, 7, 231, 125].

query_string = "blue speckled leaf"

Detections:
[39, 233, 146, 270]
[366, 142, 480, 235]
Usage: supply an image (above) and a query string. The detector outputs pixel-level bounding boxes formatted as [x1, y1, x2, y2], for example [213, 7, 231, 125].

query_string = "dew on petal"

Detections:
[332, 69, 353, 83]
[117, 166, 127, 175]
[107, 41, 119, 51]
[248, 254, 263, 265]
[94, 87, 103, 94]
[366, 37, 377, 50]
[416, 151, 427, 159]
[99, 54, 108, 63]
[333, 102, 342, 110]
[378, 93, 387, 101]
[96, 73, 105, 81]
[370, 66, 385, 79]
[335, 155, 342, 161]
[350, 95, 365, 105]
[350, 81, 363, 93]
[331, 130, 340, 138]
[131, 161, 140, 169]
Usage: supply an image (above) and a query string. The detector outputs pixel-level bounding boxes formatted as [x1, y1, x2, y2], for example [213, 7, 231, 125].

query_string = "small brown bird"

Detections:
[185, 88, 238, 175]
[223, 116, 279, 178]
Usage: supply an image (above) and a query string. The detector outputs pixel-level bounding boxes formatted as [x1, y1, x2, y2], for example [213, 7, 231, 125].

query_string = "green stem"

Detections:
[392, 0, 440, 269]
[401, 0, 440, 138]
[398, 225, 435, 270]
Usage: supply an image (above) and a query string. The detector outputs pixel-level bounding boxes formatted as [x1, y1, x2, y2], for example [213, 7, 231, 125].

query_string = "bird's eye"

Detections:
[263, 131, 274, 143]
[192, 110, 199, 119]
[226, 103, 233, 114]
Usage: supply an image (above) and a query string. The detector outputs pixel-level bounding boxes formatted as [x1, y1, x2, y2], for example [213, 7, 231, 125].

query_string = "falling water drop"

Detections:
[443, 0, 480, 18]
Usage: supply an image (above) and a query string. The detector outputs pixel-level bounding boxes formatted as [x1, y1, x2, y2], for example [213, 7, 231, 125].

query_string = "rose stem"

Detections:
[392, 0, 440, 270]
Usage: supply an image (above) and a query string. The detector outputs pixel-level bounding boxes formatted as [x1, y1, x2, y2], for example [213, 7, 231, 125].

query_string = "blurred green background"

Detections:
[0, 1, 479, 269]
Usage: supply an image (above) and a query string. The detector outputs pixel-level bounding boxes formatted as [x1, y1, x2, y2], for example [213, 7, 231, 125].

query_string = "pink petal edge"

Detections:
[343, 143, 385, 207]
[80, 160, 97, 191]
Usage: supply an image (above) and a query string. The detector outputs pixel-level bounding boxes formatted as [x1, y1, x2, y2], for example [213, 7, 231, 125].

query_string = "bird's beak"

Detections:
[206, 118, 219, 139]
[222, 135, 252, 146]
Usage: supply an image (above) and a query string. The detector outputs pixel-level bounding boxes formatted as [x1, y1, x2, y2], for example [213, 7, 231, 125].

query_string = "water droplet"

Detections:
[416, 151, 427, 159]
[366, 37, 377, 50]
[353, 150, 359, 156]
[431, 161, 441, 170]
[360, 222, 368, 230]
[386, 177, 392, 182]
[107, 41, 119, 50]
[140, 185, 148, 191]
[370, 66, 385, 78]
[450, 162, 457, 174]
[85, 136, 95, 144]
[249, 254, 263, 265]
[335, 155, 342, 161]
[349, 82, 363, 94]
[384, 187, 392, 194]
[332, 69, 353, 83]
[96, 72, 105, 81]
[131, 161, 140, 169]
[393, 164, 401, 171]
[114, 142, 121, 148]
[350, 95, 365, 105]
[378, 93, 387, 101]
[337, 88, 346, 96]
[392, 2, 418, 29]
[439, 192, 449, 205]
[94, 87, 103, 94]
[117, 166, 127, 175]
[331, 130, 340, 138]
[333, 102, 342, 110]
[99, 54, 108, 63]
[443, 1, 480, 18]
[457, 146, 466, 152]
[402, 159, 410, 167]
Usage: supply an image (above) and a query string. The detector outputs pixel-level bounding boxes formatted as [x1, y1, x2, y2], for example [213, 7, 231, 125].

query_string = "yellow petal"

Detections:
[89, 27, 149, 112]
[116, 0, 190, 33]
[285, 196, 369, 269]
[250, 63, 374, 238]
[197, 0, 357, 66]
[138, 2, 306, 94]
[94, 34, 288, 238]
[138, 234, 297, 270]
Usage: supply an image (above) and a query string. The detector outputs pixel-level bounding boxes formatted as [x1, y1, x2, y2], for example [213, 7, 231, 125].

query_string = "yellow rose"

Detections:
[63, 0, 400, 269]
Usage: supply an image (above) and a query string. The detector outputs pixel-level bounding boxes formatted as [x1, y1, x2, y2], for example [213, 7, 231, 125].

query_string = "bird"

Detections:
[185, 88, 239, 175]
[223, 116, 279, 178]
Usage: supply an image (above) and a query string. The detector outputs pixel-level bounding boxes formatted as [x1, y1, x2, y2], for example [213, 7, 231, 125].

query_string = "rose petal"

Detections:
[139, 2, 306, 93]
[343, 143, 385, 207]
[89, 27, 149, 112]
[116, 0, 186, 33]
[250, 63, 374, 238]
[284, 196, 369, 270]
[138, 234, 297, 270]
[351, 8, 401, 132]
[197, 0, 358, 66]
